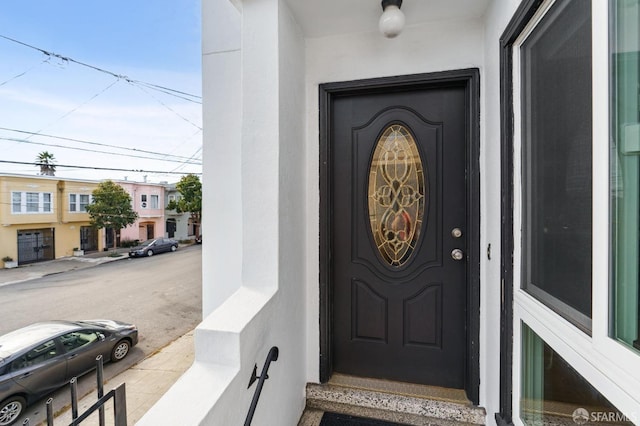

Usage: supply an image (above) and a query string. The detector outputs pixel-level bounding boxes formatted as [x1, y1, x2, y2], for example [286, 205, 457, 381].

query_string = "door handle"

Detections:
[451, 249, 464, 261]
[19, 372, 32, 378]
[68, 354, 78, 359]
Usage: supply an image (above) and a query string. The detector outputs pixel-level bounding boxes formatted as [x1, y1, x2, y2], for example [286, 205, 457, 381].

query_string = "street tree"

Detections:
[86, 180, 138, 250]
[36, 151, 56, 176]
[167, 174, 202, 240]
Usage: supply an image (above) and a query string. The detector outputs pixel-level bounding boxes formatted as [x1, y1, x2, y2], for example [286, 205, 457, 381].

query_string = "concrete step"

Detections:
[300, 375, 486, 425]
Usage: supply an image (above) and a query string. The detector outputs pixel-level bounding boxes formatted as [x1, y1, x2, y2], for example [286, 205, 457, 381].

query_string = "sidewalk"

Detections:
[0, 248, 130, 288]
[53, 331, 194, 425]
[0, 249, 195, 425]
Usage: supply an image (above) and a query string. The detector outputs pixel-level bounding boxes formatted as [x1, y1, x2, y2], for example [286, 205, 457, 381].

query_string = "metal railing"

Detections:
[244, 346, 279, 426]
[22, 355, 127, 426]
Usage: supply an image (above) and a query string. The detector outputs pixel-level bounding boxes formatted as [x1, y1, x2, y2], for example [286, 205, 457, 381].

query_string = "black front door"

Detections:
[322, 72, 478, 393]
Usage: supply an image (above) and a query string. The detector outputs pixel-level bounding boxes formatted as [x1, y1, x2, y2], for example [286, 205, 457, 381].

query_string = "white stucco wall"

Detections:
[201, 0, 242, 317]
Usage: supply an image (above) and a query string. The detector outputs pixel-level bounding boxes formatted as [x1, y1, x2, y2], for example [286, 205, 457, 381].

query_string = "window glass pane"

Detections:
[12, 192, 21, 213]
[368, 124, 425, 267]
[60, 331, 98, 352]
[26, 192, 39, 212]
[610, 0, 640, 352]
[42, 193, 51, 212]
[520, 0, 593, 329]
[80, 194, 90, 211]
[10, 340, 58, 372]
[521, 323, 634, 425]
[151, 195, 159, 209]
[69, 194, 77, 212]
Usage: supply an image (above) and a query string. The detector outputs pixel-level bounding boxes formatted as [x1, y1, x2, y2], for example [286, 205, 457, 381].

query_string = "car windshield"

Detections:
[141, 239, 157, 246]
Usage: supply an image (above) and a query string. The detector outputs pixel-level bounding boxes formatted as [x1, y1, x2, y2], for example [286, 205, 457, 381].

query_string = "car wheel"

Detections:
[0, 396, 26, 426]
[146, 249, 154, 257]
[111, 340, 130, 362]
[170, 245, 177, 252]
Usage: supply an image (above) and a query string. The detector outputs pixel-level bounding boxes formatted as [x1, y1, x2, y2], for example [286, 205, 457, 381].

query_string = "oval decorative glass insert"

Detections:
[368, 124, 425, 267]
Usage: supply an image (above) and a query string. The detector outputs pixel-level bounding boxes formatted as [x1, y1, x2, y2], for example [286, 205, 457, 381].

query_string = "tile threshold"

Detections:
[304, 376, 486, 426]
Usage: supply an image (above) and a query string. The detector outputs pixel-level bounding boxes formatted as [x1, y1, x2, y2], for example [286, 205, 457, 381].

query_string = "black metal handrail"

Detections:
[244, 346, 279, 426]
[22, 355, 127, 426]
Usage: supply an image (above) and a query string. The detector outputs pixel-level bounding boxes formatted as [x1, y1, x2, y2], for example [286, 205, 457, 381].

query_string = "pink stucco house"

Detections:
[116, 180, 166, 244]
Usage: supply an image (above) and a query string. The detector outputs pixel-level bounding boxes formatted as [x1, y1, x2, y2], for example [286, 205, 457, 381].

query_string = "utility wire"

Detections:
[0, 137, 202, 165]
[132, 82, 202, 130]
[134, 81, 201, 104]
[0, 57, 49, 87]
[0, 127, 201, 162]
[0, 160, 201, 175]
[170, 146, 203, 173]
[23, 78, 120, 141]
[0, 34, 202, 102]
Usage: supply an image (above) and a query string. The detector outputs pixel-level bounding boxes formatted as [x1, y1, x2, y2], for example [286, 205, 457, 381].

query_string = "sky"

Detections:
[0, 1, 202, 184]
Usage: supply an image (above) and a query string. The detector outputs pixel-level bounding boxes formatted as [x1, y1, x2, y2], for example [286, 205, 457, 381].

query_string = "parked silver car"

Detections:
[0, 320, 138, 426]
[128, 238, 178, 257]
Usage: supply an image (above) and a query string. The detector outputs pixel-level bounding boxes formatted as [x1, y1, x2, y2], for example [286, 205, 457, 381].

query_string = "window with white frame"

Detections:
[11, 191, 53, 214]
[69, 194, 92, 212]
[610, 0, 640, 355]
[141, 194, 148, 208]
[510, 0, 640, 424]
[150, 194, 159, 209]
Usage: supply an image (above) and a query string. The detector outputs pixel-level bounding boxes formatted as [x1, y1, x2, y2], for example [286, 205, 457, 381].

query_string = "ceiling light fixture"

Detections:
[379, 0, 405, 38]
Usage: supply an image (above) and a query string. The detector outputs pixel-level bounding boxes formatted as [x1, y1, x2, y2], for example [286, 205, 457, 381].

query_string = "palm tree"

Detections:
[36, 151, 56, 176]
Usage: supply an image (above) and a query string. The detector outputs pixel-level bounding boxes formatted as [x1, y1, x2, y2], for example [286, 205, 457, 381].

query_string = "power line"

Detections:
[0, 57, 49, 87]
[0, 137, 202, 165]
[24, 78, 120, 140]
[0, 127, 201, 162]
[133, 83, 202, 130]
[0, 34, 202, 103]
[169, 146, 203, 173]
[0, 160, 201, 175]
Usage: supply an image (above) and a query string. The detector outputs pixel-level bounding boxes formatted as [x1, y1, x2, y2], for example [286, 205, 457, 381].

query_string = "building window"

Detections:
[12, 192, 21, 213]
[610, 0, 640, 353]
[80, 194, 90, 211]
[26, 192, 39, 212]
[11, 191, 53, 214]
[520, 0, 593, 332]
[141, 194, 148, 208]
[69, 194, 92, 213]
[150, 195, 159, 209]
[520, 323, 633, 425]
[42, 193, 51, 212]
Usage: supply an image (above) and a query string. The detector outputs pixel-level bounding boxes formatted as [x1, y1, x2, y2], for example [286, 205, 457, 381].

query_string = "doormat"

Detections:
[319, 412, 405, 425]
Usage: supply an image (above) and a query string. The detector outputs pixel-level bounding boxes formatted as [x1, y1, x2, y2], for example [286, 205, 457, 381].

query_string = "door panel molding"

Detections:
[319, 68, 480, 404]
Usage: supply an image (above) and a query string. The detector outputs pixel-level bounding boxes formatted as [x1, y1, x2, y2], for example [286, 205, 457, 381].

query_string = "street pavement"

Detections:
[0, 248, 196, 425]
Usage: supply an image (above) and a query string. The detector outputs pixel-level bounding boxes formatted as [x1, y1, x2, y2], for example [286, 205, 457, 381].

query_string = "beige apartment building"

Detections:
[0, 173, 105, 266]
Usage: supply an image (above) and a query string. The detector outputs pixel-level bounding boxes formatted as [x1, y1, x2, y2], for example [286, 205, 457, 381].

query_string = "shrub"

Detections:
[2, 256, 13, 262]
[119, 239, 140, 248]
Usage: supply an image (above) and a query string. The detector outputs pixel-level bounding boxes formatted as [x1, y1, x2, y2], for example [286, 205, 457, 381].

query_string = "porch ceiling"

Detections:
[284, 0, 491, 38]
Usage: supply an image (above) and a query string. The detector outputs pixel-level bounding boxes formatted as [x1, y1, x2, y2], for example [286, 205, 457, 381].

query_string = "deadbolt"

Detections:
[451, 249, 464, 261]
[451, 228, 463, 238]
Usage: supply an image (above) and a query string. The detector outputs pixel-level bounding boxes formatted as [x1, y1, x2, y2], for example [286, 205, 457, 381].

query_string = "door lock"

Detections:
[451, 249, 464, 261]
[451, 228, 463, 238]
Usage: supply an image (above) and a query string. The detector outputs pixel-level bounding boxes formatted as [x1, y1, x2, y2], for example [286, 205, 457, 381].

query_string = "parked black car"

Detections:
[128, 238, 178, 258]
[0, 320, 138, 426]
